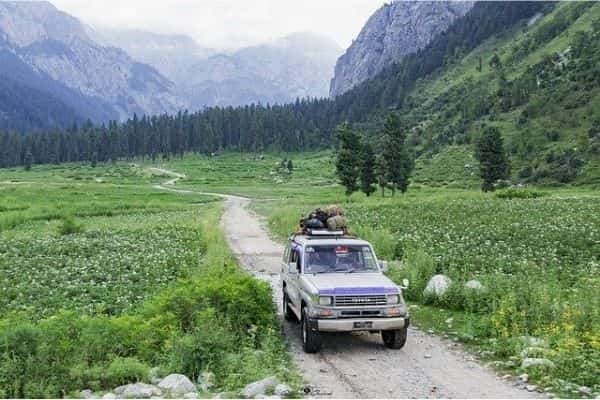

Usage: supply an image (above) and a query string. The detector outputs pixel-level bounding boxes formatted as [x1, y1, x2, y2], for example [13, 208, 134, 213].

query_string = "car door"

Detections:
[286, 246, 302, 309]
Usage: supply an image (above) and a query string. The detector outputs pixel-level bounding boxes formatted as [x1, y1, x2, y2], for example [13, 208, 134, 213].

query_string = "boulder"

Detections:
[423, 275, 452, 297]
[521, 358, 555, 370]
[81, 389, 94, 399]
[274, 384, 293, 397]
[464, 280, 484, 291]
[158, 374, 196, 395]
[578, 386, 592, 396]
[242, 376, 280, 398]
[113, 383, 161, 399]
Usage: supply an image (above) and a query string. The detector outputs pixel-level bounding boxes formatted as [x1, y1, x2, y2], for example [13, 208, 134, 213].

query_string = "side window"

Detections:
[283, 246, 290, 263]
[290, 249, 301, 271]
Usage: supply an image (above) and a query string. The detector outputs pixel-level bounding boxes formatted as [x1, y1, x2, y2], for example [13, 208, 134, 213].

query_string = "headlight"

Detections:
[386, 294, 399, 304]
[319, 296, 333, 306]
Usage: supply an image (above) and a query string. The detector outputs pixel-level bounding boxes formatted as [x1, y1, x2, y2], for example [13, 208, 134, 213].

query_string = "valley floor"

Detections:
[1, 154, 598, 398]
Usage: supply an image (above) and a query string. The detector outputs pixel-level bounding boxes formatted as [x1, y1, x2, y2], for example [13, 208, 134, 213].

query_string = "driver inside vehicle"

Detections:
[305, 245, 377, 273]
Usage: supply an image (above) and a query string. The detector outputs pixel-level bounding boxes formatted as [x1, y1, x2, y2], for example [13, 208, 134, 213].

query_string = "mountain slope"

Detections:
[382, 1, 600, 186]
[0, 1, 183, 122]
[91, 28, 214, 82]
[330, 1, 473, 97]
[177, 32, 342, 108]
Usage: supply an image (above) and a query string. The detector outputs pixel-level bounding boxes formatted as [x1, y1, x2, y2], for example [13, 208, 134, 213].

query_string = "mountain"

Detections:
[330, 1, 474, 97]
[0, 1, 184, 123]
[91, 28, 214, 82]
[180, 32, 342, 108]
[99, 29, 342, 108]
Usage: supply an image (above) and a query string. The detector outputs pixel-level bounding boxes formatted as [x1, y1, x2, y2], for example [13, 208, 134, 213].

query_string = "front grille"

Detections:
[334, 295, 387, 307]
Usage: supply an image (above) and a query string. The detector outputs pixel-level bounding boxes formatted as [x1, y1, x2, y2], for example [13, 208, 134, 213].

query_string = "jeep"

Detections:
[281, 230, 409, 353]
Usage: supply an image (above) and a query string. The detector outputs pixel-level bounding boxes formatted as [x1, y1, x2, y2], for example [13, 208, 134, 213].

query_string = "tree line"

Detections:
[335, 114, 415, 197]
[1, 2, 543, 171]
[335, 113, 510, 195]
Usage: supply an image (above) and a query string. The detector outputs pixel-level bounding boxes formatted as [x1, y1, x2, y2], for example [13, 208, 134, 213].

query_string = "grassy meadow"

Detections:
[0, 163, 298, 398]
[156, 152, 599, 398]
[1, 152, 599, 398]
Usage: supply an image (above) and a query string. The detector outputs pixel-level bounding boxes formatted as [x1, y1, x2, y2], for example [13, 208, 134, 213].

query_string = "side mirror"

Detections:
[401, 279, 410, 290]
[379, 261, 388, 272]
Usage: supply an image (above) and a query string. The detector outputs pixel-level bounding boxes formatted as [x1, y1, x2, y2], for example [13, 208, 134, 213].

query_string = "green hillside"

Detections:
[394, 1, 600, 187]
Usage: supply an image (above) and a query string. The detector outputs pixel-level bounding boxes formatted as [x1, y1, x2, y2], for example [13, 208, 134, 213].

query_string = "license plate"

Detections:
[353, 321, 373, 329]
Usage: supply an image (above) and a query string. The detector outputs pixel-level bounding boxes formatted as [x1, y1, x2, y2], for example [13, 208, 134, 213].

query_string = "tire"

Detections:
[382, 327, 408, 349]
[301, 308, 322, 353]
[283, 291, 298, 322]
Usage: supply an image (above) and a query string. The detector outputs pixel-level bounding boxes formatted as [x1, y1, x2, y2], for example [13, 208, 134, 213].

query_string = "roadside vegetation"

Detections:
[148, 152, 599, 399]
[0, 164, 298, 398]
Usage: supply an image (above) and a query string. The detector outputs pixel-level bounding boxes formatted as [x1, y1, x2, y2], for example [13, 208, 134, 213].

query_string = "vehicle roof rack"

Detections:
[307, 229, 345, 236]
[290, 229, 358, 241]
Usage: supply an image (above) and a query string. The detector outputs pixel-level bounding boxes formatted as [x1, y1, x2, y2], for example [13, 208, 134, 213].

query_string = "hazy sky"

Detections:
[50, 0, 385, 50]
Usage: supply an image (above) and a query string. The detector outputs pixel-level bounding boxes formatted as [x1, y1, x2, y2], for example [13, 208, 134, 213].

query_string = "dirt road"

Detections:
[154, 169, 541, 399]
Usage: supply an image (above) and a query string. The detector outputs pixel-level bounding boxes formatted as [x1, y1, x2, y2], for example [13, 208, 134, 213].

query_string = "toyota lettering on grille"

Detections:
[352, 297, 373, 303]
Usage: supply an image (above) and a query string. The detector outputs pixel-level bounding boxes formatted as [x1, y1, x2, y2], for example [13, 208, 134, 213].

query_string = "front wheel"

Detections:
[382, 327, 408, 349]
[301, 308, 321, 353]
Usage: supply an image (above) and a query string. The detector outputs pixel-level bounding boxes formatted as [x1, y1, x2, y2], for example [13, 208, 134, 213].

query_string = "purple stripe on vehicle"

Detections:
[318, 287, 398, 296]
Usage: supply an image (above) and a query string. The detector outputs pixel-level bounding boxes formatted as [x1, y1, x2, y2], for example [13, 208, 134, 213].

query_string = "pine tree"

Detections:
[474, 126, 510, 192]
[335, 122, 361, 196]
[24, 151, 33, 171]
[359, 140, 376, 197]
[381, 113, 414, 195]
[376, 155, 387, 197]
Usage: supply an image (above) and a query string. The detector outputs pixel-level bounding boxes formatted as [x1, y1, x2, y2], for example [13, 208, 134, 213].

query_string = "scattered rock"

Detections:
[114, 383, 162, 399]
[519, 373, 529, 383]
[158, 374, 196, 395]
[319, 368, 328, 373]
[520, 346, 549, 358]
[274, 384, 293, 397]
[445, 317, 454, 325]
[81, 389, 94, 399]
[183, 393, 198, 399]
[465, 280, 484, 291]
[520, 336, 548, 348]
[501, 374, 512, 380]
[241, 376, 280, 398]
[578, 386, 592, 396]
[521, 357, 555, 370]
[424, 354, 432, 359]
[526, 385, 538, 392]
[427, 329, 435, 334]
[423, 275, 452, 297]
[102, 393, 116, 399]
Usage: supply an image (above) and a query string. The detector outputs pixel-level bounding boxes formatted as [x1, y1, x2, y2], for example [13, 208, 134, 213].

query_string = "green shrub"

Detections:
[57, 215, 85, 236]
[104, 357, 150, 387]
[495, 188, 547, 199]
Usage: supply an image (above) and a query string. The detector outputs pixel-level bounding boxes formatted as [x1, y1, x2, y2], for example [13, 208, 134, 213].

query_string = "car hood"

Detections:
[301, 273, 399, 295]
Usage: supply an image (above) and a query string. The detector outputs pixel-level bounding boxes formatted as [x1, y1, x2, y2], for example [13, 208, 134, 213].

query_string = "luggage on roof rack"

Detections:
[298, 206, 349, 235]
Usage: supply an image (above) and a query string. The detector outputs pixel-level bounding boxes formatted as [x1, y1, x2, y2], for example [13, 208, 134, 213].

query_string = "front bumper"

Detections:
[315, 317, 409, 332]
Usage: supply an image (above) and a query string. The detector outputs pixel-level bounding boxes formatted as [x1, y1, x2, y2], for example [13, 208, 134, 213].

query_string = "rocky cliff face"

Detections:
[330, 1, 473, 97]
[0, 1, 184, 120]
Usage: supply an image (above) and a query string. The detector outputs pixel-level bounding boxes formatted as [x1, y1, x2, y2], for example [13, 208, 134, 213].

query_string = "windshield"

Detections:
[304, 245, 379, 274]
